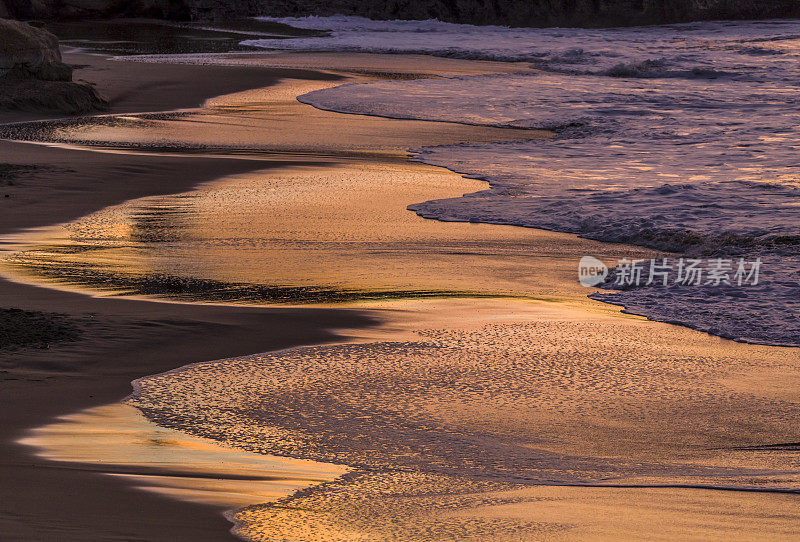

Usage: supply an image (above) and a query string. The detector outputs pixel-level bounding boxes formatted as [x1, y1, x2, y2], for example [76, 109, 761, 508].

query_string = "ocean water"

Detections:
[244, 16, 800, 346]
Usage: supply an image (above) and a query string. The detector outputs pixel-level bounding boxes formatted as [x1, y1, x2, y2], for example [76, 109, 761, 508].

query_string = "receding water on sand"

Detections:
[0, 78, 650, 307]
[20, 403, 348, 511]
[5, 52, 800, 541]
[128, 297, 800, 541]
[0, 161, 652, 305]
[23, 296, 800, 540]
[272, 17, 800, 347]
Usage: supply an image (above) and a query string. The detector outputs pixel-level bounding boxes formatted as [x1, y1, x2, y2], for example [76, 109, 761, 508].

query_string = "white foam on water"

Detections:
[250, 16, 800, 346]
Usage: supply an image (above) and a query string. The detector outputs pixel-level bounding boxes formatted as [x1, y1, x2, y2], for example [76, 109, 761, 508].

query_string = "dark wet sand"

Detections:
[0, 54, 375, 542]
[0, 278, 375, 541]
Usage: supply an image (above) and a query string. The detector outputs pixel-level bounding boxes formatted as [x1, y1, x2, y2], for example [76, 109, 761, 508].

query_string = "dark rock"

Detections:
[0, 19, 108, 113]
[0, 75, 109, 113]
[0, 18, 72, 80]
[3, 0, 50, 18]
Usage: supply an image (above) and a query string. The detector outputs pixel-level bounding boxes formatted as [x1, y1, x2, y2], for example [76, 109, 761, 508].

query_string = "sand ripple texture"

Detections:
[129, 304, 800, 540]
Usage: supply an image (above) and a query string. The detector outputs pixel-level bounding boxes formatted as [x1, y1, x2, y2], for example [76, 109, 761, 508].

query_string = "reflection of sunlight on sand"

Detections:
[0, 75, 610, 306]
[125, 297, 800, 541]
[231, 469, 800, 541]
[235, 477, 800, 541]
[0, 160, 654, 305]
[445, 485, 800, 541]
[7, 52, 800, 541]
[19, 403, 348, 510]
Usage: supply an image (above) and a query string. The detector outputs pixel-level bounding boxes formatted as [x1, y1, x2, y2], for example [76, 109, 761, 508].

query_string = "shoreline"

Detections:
[0, 52, 385, 541]
[0, 48, 555, 540]
[21, 403, 351, 514]
[3, 42, 800, 541]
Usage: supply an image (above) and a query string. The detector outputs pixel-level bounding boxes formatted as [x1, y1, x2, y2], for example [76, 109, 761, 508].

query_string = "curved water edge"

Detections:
[5, 23, 800, 539]
[0, 56, 644, 539]
[277, 16, 800, 348]
[128, 297, 800, 541]
[0, 75, 607, 310]
[18, 402, 349, 538]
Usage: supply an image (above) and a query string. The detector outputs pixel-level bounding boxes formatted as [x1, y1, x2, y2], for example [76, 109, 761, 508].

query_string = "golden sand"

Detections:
[9, 53, 800, 541]
[20, 403, 347, 510]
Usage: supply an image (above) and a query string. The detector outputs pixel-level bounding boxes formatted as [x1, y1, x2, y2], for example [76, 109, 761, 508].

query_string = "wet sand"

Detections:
[0, 274, 375, 541]
[22, 403, 349, 510]
[0, 49, 550, 540]
[128, 297, 800, 541]
[3, 46, 800, 542]
[0, 52, 383, 542]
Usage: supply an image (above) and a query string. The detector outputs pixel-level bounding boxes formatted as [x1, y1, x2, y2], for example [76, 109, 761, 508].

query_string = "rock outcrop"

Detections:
[0, 19, 107, 113]
[0, 18, 72, 80]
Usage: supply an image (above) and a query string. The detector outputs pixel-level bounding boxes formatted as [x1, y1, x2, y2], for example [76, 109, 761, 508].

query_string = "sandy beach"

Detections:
[0, 50, 382, 541]
[2, 25, 800, 542]
[0, 47, 553, 540]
